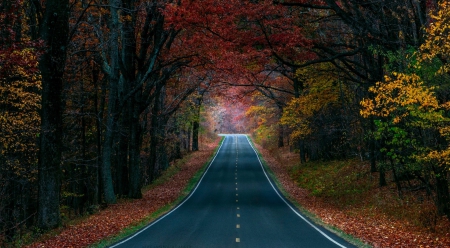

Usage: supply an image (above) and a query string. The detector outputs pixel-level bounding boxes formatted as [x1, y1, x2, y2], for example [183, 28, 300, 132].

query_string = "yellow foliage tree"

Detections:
[361, 72, 450, 165]
[281, 63, 341, 141]
[420, 1, 450, 74]
[0, 48, 41, 176]
[361, 73, 442, 124]
[359, 1, 450, 217]
[246, 102, 278, 145]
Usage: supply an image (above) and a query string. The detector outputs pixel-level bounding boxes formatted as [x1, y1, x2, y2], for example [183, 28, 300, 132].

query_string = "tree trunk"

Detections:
[174, 117, 182, 159]
[128, 100, 142, 199]
[93, 67, 104, 205]
[192, 95, 202, 151]
[434, 167, 450, 218]
[277, 104, 284, 148]
[379, 162, 387, 187]
[299, 140, 306, 164]
[116, 128, 129, 196]
[370, 118, 378, 173]
[102, 104, 118, 204]
[101, 0, 122, 204]
[192, 120, 200, 151]
[116, 107, 130, 197]
[278, 124, 284, 148]
[37, 0, 69, 230]
[148, 86, 163, 181]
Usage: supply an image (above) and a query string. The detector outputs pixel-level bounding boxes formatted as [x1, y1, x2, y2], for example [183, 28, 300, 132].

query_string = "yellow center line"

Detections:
[236, 238, 240, 242]
[236, 224, 240, 228]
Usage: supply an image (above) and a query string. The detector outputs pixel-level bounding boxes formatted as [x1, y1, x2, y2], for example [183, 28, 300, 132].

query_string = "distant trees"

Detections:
[0, 0, 42, 239]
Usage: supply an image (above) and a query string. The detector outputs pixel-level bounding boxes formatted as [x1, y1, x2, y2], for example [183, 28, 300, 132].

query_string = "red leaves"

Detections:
[26, 138, 220, 248]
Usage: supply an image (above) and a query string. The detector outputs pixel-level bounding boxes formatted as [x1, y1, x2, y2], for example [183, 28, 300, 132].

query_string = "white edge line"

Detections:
[109, 136, 227, 247]
[244, 135, 347, 248]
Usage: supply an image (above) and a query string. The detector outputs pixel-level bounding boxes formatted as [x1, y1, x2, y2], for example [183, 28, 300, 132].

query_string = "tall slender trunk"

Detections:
[299, 140, 307, 164]
[116, 126, 129, 196]
[102, 97, 118, 204]
[128, 97, 142, 198]
[148, 87, 162, 181]
[116, 103, 130, 196]
[192, 94, 203, 151]
[379, 163, 387, 187]
[293, 74, 306, 163]
[93, 67, 102, 205]
[192, 120, 200, 151]
[101, 0, 122, 204]
[187, 127, 191, 152]
[434, 166, 450, 218]
[37, 0, 69, 230]
[155, 86, 169, 171]
[277, 105, 284, 148]
[370, 117, 378, 173]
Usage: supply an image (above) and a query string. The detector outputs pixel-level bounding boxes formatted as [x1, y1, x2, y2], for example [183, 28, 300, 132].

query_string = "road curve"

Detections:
[110, 134, 356, 248]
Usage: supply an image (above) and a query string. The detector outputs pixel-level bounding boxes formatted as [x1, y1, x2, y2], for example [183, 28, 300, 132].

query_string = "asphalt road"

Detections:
[110, 134, 356, 248]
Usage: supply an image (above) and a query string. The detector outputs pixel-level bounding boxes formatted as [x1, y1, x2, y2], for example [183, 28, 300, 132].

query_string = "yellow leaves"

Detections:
[360, 72, 441, 124]
[0, 46, 41, 171]
[283, 64, 343, 140]
[419, 1, 450, 74]
[281, 98, 311, 138]
[417, 149, 450, 168]
[361, 70, 450, 169]
[120, 14, 133, 23]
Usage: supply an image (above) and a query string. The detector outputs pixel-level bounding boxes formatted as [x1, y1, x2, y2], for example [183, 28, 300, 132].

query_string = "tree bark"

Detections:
[37, 0, 69, 230]
[128, 99, 142, 198]
[434, 167, 450, 218]
[192, 91, 205, 151]
[277, 105, 284, 148]
[100, 0, 122, 204]
[192, 120, 200, 151]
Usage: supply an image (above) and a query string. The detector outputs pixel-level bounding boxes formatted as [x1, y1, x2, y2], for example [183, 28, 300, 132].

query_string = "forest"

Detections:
[1, 0, 450, 245]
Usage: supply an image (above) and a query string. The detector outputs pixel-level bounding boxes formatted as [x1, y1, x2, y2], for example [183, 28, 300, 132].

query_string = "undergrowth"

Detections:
[288, 157, 444, 232]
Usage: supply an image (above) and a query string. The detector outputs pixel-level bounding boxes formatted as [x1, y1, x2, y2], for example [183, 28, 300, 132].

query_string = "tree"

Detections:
[36, 0, 70, 230]
[0, 0, 42, 238]
[361, 71, 450, 217]
[420, 1, 450, 74]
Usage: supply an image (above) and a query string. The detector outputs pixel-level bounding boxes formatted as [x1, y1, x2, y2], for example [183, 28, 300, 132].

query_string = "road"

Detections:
[111, 134, 356, 248]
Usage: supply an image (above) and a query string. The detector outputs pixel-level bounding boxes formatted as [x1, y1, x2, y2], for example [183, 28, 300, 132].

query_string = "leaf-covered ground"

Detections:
[25, 138, 220, 248]
[255, 143, 450, 248]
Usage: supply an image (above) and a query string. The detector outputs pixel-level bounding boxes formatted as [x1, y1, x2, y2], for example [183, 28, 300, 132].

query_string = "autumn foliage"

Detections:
[2, 0, 450, 247]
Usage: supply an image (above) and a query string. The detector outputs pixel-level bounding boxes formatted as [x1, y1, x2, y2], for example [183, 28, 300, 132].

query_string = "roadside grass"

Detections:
[245, 136, 369, 248]
[289, 159, 375, 207]
[289, 158, 442, 231]
[91, 137, 224, 247]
